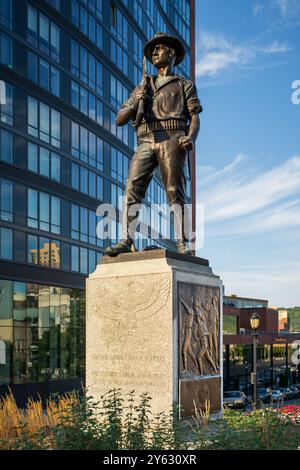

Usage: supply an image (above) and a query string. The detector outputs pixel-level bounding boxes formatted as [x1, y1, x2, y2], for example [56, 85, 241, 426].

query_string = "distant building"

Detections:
[223, 295, 300, 392]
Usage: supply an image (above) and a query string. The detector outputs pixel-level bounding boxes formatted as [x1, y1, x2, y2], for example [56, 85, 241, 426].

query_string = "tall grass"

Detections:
[1, 390, 300, 450]
[0, 389, 182, 450]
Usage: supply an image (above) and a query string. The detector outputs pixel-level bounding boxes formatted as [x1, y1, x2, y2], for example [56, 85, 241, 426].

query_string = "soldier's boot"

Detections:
[104, 238, 137, 257]
[176, 239, 192, 256]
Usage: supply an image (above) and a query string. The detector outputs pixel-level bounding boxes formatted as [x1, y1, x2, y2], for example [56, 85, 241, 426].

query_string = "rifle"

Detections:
[135, 56, 148, 128]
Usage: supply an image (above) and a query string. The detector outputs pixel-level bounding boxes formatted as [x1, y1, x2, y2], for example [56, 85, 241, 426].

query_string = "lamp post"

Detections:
[250, 312, 260, 410]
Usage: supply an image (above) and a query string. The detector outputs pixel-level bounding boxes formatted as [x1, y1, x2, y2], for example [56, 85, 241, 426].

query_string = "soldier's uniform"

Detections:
[122, 74, 202, 244]
[105, 33, 202, 255]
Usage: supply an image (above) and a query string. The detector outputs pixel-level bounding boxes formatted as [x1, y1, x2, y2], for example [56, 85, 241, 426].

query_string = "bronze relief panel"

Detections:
[178, 282, 220, 378]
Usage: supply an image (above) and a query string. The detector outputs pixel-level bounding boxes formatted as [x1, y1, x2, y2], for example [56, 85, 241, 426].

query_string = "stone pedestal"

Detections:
[86, 249, 223, 418]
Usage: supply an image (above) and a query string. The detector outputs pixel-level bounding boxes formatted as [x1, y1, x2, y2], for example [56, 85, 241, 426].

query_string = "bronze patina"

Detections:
[105, 32, 202, 256]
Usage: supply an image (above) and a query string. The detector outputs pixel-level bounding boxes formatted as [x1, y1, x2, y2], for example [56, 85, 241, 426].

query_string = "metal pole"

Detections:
[270, 343, 274, 389]
[253, 333, 257, 410]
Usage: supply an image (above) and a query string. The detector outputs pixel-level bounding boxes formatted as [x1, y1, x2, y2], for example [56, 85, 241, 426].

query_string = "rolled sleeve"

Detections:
[183, 80, 203, 117]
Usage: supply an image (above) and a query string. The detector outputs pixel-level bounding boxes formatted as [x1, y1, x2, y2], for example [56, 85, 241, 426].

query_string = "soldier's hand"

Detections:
[135, 88, 147, 102]
[178, 136, 193, 151]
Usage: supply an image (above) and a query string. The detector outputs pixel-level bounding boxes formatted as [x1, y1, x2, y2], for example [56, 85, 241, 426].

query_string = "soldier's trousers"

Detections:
[123, 130, 189, 242]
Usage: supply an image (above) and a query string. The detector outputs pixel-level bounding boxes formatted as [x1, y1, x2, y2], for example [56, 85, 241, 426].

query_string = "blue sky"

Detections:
[194, 0, 300, 307]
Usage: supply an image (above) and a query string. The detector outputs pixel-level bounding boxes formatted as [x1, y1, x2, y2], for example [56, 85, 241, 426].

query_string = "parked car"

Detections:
[223, 391, 248, 410]
[290, 386, 300, 398]
[271, 390, 284, 402]
[279, 388, 293, 400]
[258, 388, 272, 403]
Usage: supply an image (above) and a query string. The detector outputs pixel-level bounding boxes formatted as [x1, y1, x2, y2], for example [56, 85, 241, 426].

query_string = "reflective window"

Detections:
[71, 245, 79, 272]
[0, 32, 12, 67]
[0, 227, 12, 260]
[27, 5, 60, 62]
[0, 281, 85, 384]
[28, 52, 60, 97]
[111, 146, 129, 185]
[0, 177, 13, 222]
[0, 0, 12, 29]
[71, 0, 103, 50]
[0, 129, 12, 163]
[71, 121, 103, 171]
[27, 96, 60, 148]
[71, 81, 103, 125]
[0, 80, 13, 125]
[27, 234, 38, 264]
[27, 188, 60, 234]
[70, 39, 103, 96]
[27, 142, 60, 182]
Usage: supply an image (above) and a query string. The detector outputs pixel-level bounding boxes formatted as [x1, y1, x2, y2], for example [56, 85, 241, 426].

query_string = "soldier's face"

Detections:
[152, 44, 174, 67]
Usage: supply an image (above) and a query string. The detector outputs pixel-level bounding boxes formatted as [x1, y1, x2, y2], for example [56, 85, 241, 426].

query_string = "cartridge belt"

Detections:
[137, 119, 187, 138]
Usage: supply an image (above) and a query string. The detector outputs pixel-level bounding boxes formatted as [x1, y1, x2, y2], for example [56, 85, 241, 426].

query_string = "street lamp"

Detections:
[250, 312, 261, 410]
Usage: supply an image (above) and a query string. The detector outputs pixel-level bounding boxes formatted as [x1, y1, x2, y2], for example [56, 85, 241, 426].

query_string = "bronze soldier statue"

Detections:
[105, 32, 202, 256]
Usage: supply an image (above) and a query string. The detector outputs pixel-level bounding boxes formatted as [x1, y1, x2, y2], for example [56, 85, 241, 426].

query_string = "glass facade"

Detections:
[0, 279, 85, 385]
[224, 343, 300, 393]
[0, 0, 194, 399]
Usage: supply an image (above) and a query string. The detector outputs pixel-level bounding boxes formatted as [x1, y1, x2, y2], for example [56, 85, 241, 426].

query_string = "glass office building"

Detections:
[0, 0, 195, 404]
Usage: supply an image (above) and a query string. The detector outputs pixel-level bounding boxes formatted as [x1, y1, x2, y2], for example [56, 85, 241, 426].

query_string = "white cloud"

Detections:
[220, 265, 300, 307]
[196, 32, 292, 78]
[274, 0, 300, 17]
[197, 155, 300, 235]
[254, 40, 292, 54]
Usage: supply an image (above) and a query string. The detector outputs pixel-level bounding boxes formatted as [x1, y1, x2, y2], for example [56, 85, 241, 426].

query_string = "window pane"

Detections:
[28, 142, 38, 172]
[88, 93, 96, 121]
[40, 102, 50, 143]
[13, 282, 26, 321]
[71, 163, 79, 190]
[71, 81, 79, 108]
[71, 121, 79, 157]
[39, 58, 50, 90]
[89, 210, 96, 244]
[51, 196, 60, 234]
[71, 204, 79, 239]
[28, 97, 38, 136]
[28, 188, 38, 227]
[88, 250, 96, 274]
[50, 239, 60, 269]
[39, 237, 50, 266]
[0, 227, 12, 260]
[80, 207, 87, 242]
[71, 40, 79, 76]
[40, 147, 50, 177]
[39, 14, 49, 54]
[80, 86, 88, 115]
[80, 126, 88, 162]
[50, 22, 60, 61]
[80, 247, 88, 274]
[51, 152, 60, 181]
[79, 46, 87, 84]
[40, 192, 50, 231]
[89, 171, 96, 198]
[28, 5, 37, 44]
[71, 245, 79, 271]
[97, 175, 103, 200]
[27, 51, 37, 82]
[1, 178, 12, 221]
[50, 66, 60, 96]
[0, 129, 12, 163]
[51, 109, 60, 147]
[0, 32, 12, 67]
[28, 234, 38, 264]
[80, 167, 88, 194]
[0, 81, 13, 125]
